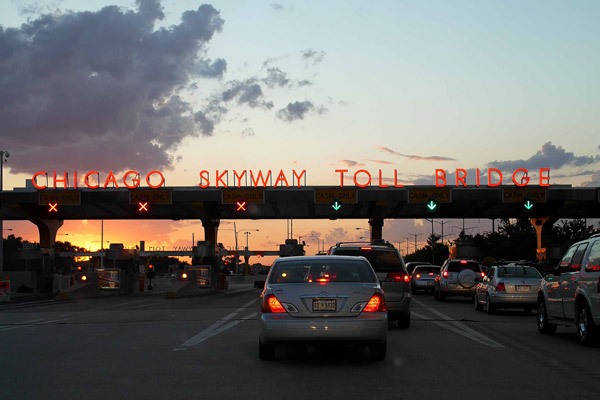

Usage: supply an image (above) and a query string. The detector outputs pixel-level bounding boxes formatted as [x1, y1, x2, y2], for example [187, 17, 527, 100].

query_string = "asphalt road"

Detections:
[1, 287, 600, 400]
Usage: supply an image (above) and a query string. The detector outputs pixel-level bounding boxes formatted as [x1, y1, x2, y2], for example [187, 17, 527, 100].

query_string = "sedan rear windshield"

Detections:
[414, 266, 440, 274]
[497, 266, 541, 279]
[332, 249, 404, 273]
[269, 259, 377, 284]
[447, 261, 481, 273]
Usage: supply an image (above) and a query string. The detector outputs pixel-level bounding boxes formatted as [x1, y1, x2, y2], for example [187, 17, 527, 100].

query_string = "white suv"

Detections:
[537, 233, 600, 345]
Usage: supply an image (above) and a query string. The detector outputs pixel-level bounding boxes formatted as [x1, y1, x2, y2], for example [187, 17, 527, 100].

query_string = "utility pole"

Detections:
[0, 150, 9, 273]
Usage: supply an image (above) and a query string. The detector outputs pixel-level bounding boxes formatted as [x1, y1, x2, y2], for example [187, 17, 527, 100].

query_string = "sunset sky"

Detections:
[1, 0, 599, 260]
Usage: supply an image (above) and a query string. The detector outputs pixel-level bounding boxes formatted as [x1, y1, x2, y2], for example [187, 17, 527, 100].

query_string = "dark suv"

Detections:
[435, 259, 484, 301]
[328, 240, 411, 328]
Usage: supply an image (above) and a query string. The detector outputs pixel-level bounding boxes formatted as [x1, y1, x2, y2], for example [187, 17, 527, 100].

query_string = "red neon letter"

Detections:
[32, 171, 47, 189]
[216, 170, 228, 188]
[103, 171, 119, 189]
[394, 170, 404, 188]
[123, 171, 140, 189]
[146, 170, 164, 189]
[233, 170, 246, 187]
[53, 171, 68, 189]
[456, 169, 467, 187]
[353, 170, 371, 188]
[435, 169, 446, 187]
[274, 170, 290, 188]
[378, 170, 388, 188]
[539, 168, 550, 187]
[335, 169, 348, 188]
[476, 169, 480, 187]
[199, 170, 209, 188]
[488, 169, 503, 187]
[73, 171, 78, 189]
[85, 171, 99, 189]
[293, 170, 306, 188]
[250, 170, 271, 188]
[512, 168, 530, 187]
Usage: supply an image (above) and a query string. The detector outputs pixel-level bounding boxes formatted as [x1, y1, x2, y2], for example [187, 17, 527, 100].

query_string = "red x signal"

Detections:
[236, 201, 246, 211]
[48, 203, 58, 212]
[138, 202, 148, 212]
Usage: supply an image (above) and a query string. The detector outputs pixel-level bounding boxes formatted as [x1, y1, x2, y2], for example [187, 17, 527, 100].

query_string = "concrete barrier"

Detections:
[4, 271, 38, 295]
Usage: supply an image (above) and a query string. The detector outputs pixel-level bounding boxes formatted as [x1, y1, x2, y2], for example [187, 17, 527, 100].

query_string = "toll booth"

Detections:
[279, 239, 305, 257]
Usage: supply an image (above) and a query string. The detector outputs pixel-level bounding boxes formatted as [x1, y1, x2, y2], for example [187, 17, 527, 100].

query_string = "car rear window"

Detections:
[332, 248, 404, 273]
[414, 266, 440, 274]
[497, 266, 541, 278]
[447, 261, 481, 273]
[268, 259, 377, 284]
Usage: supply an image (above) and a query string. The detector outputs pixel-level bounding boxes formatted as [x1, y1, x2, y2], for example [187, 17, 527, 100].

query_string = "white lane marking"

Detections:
[174, 298, 258, 351]
[412, 299, 504, 348]
[86, 299, 152, 311]
[35, 318, 70, 325]
[0, 316, 71, 332]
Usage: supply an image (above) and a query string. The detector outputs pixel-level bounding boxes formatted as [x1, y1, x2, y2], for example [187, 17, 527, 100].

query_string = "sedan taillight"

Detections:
[496, 282, 506, 292]
[362, 294, 387, 312]
[261, 294, 287, 313]
[442, 271, 448, 278]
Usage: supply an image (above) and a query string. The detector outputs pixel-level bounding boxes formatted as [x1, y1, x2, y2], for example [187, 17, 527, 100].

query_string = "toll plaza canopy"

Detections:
[1, 185, 599, 221]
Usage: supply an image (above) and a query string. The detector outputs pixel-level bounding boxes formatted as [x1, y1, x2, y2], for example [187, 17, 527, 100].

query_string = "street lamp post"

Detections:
[0, 150, 9, 273]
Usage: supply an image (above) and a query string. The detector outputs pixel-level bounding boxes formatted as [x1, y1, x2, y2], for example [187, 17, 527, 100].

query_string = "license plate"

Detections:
[516, 285, 530, 292]
[427, 281, 435, 286]
[313, 298, 336, 312]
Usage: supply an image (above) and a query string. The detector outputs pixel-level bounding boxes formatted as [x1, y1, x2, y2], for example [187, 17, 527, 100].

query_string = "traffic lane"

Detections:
[413, 293, 600, 391]
[169, 307, 582, 399]
[0, 290, 261, 400]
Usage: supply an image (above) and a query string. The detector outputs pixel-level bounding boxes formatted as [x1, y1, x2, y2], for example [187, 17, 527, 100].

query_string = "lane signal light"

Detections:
[523, 199, 534, 211]
[426, 199, 437, 212]
[331, 199, 342, 211]
[138, 202, 148, 212]
[236, 201, 246, 211]
[48, 203, 58, 212]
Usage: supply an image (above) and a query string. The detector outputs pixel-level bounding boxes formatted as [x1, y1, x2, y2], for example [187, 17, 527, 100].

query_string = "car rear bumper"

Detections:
[413, 280, 436, 289]
[440, 284, 476, 295]
[490, 292, 537, 306]
[387, 296, 411, 316]
[259, 313, 387, 344]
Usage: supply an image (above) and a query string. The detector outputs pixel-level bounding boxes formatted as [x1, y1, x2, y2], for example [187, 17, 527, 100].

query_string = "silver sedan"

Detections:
[474, 264, 542, 314]
[258, 256, 388, 361]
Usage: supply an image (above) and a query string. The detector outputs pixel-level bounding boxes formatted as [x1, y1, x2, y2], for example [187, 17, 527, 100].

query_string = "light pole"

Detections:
[0, 150, 9, 273]
[299, 234, 322, 254]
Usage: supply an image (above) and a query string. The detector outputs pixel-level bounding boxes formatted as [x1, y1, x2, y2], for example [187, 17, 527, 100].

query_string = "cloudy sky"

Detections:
[1, 0, 599, 257]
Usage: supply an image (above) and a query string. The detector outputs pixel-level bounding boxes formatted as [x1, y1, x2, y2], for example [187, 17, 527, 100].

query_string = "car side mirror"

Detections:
[253, 280, 266, 289]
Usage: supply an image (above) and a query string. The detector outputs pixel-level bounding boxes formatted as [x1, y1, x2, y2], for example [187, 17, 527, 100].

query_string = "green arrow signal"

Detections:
[331, 200, 342, 211]
[427, 200, 437, 211]
[524, 200, 533, 210]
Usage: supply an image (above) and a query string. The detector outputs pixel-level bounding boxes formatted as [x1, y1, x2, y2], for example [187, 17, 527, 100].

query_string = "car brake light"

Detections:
[443, 271, 448, 278]
[386, 272, 410, 282]
[316, 278, 330, 283]
[429, 273, 434, 276]
[460, 260, 467, 264]
[496, 282, 506, 292]
[363, 294, 386, 312]
[481, 272, 485, 278]
[416, 274, 421, 279]
[361, 247, 372, 250]
[262, 294, 287, 313]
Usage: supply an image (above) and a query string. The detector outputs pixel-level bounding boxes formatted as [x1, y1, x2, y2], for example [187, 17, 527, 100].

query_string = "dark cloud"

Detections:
[325, 227, 350, 244]
[487, 142, 599, 172]
[270, 3, 284, 11]
[297, 79, 312, 87]
[375, 146, 456, 161]
[301, 49, 325, 65]
[220, 80, 273, 109]
[263, 67, 290, 88]
[0, 0, 224, 174]
[580, 170, 600, 187]
[276, 101, 327, 122]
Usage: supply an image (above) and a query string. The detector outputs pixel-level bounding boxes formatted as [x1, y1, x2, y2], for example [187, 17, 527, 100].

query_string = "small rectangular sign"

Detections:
[0, 281, 9, 290]
[502, 188, 547, 203]
[314, 188, 358, 203]
[97, 269, 120, 290]
[129, 189, 172, 204]
[39, 191, 81, 205]
[222, 189, 264, 204]
[408, 189, 452, 203]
